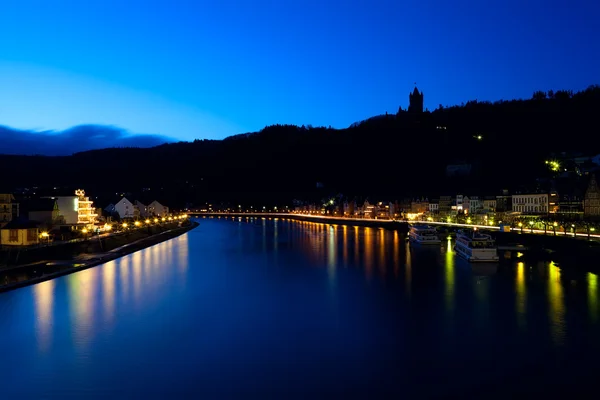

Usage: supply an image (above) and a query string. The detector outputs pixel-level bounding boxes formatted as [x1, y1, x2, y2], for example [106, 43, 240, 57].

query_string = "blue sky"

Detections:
[0, 0, 599, 144]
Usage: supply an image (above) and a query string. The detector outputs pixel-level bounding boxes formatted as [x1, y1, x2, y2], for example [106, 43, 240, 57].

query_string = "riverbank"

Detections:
[0, 221, 199, 293]
[196, 213, 411, 232]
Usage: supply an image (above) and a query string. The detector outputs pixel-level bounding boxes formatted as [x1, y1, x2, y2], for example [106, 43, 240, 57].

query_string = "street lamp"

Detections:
[122, 222, 128, 229]
[40, 231, 49, 245]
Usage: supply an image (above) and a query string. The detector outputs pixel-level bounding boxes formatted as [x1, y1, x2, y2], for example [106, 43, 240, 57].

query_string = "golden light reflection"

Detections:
[354, 226, 360, 266]
[33, 280, 55, 352]
[327, 225, 337, 283]
[548, 261, 565, 344]
[132, 250, 143, 305]
[393, 231, 400, 278]
[342, 225, 348, 267]
[405, 239, 412, 296]
[364, 227, 374, 279]
[274, 218, 279, 253]
[102, 261, 117, 325]
[119, 255, 130, 301]
[68, 269, 97, 349]
[177, 233, 190, 281]
[516, 262, 527, 329]
[588, 272, 598, 323]
[378, 229, 386, 278]
[444, 239, 455, 312]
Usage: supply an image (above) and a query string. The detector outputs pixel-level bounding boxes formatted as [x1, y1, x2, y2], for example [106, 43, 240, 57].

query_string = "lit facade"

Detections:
[45, 189, 97, 225]
[511, 194, 549, 215]
[75, 189, 98, 225]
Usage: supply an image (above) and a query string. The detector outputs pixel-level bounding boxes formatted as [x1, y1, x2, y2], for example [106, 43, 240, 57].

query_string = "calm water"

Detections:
[1, 217, 599, 398]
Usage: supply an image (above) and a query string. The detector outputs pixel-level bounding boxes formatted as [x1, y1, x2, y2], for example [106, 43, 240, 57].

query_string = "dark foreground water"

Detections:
[1, 217, 599, 398]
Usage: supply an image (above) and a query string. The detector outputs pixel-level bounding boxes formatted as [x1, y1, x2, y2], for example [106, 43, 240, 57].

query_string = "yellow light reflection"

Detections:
[444, 239, 455, 313]
[548, 261, 565, 345]
[589, 272, 598, 323]
[342, 225, 348, 268]
[378, 229, 386, 278]
[102, 261, 117, 325]
[33, 280, 55, 352]
[132, 251, 143, 305]
[354, 226, 360, 265]
[68, 269, 97, 349]
[516, 262, 527, 329]
[177, 233, 190, 282]
[405, 239, 412, 296]
[364, 227, 374, 279]
[393, 231, 400, 278]
[327, 225, 337, 283]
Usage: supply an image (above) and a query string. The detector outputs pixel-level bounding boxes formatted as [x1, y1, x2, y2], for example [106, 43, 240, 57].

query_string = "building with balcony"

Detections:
[44, 189, 97, 225]
[511, 193, 549, 215]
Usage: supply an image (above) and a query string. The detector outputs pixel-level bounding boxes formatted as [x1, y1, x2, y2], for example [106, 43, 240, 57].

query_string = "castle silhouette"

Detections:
[408, 87, 424, 113]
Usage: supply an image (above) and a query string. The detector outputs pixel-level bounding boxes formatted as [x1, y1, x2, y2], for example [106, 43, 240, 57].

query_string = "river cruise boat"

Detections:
[408, 225, 441, 244]
[454, 230, 499, 262]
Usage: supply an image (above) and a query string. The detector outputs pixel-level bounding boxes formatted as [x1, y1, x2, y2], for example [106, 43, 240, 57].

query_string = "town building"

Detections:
[147, 200, 169, 217]
[495, 190, 512, 212]
[27, 198, 60, 225]
[44, 189, 97, 225]
[482, 197, 497, 213]
[438, 196, 453, 215]
[411, 198, 429, 214]
[0, 193, 18, 226]
[135, 200, 149, 218]
[428, 199, 439, 215]
[584, 174, 600, 218]
[115, 197, 136, 219]
[0, 219, 40, 246]
[511, 193, 549, 215]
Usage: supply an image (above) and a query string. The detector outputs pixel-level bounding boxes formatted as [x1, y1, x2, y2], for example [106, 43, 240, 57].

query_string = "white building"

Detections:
[428, 202, 439, 214]
[114, 197, 136, 219]
[44, 189, 97, 225]
[135, 200, 149, 218]
[511, 193, 549, 214]
[147, 200, 169, 217]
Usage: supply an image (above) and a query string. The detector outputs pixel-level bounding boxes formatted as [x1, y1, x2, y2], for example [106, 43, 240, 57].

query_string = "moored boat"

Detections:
[454, 229, 499, 262]
[409, 224, 441, 244]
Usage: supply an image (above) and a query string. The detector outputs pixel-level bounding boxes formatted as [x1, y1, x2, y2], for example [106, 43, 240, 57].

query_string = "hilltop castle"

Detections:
[408, 87, 424, 113]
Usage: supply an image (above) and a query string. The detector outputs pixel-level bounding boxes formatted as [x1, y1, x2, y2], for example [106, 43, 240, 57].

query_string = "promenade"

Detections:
[194, 212, 600, 240]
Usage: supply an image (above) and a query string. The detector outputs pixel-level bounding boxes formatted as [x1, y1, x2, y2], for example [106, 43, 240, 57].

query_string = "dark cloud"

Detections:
[0, 124, 176, 156]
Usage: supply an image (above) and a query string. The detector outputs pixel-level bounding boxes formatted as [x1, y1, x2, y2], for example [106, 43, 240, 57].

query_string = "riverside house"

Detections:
[0, 219, 40, 247]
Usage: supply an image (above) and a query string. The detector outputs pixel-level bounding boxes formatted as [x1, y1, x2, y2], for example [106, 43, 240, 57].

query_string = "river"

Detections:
[1, 216, 599, 398]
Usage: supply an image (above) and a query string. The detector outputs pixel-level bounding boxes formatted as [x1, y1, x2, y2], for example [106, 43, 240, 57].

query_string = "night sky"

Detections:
[1, 0, 599, 149]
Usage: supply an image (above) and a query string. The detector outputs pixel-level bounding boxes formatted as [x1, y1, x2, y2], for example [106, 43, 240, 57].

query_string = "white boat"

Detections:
[454, 230, 499, 262]
[408, 224, 441, 244]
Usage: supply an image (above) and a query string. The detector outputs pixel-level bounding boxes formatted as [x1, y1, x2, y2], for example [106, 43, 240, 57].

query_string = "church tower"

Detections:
[408, 87, 424, 113]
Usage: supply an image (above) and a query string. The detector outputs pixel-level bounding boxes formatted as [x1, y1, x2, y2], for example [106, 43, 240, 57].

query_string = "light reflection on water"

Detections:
[33, 280, 54, 353]
[6, 219, 600, 397]
[548, 261, 566, 345]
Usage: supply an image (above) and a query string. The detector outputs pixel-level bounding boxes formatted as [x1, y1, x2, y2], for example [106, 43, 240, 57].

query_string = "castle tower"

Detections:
[408, 87, 424, 113]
